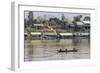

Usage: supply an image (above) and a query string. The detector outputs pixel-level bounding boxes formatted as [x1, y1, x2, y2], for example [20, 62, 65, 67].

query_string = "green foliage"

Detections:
[84, 16, 90, 21]
[73, 15, 82, 22]
[36, 16, 44, 24]
[28, 11, 34, 27]
[61, 14, 65, 22]
[33, 19, 37, 24]
[33, 16, 48, 25]
[25, 27, 36, 34]
[42, 20, 48, 24]
[49, 17, 64, 25]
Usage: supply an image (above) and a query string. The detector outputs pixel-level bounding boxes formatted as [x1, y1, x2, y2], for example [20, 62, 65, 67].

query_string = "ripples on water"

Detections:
[24, 38, 90, 61]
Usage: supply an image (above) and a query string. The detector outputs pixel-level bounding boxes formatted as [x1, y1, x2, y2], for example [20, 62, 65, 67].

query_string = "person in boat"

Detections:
[65, 49, 68, 52]
[59, 49, 62, 52]
[73, 48, 78, 52]
[58, 48, 68, 52]
[73, 48, 76, 50]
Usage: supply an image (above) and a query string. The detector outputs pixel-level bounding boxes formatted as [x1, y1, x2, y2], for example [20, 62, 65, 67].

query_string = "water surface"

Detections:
[24, 38, 90, 61]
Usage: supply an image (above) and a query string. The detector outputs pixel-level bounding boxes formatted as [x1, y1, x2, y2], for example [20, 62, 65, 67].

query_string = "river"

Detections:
[24, 37, 90, 61]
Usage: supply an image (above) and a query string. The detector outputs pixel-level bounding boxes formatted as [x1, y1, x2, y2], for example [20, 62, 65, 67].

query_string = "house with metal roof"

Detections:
[33, 24, 44, 30]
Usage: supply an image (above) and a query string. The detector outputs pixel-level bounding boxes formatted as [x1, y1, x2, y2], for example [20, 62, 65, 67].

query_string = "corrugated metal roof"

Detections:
[44, 33, 57, 35]
[60, 33, 73, 36]
[76, 22, 84, 25]
[33, 24, 44, 26]
[83, 21, 90, 24]
[31, 32, 41, 35]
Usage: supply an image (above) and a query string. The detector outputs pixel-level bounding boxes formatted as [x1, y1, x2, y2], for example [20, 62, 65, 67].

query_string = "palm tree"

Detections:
[72, 15, 82, 32]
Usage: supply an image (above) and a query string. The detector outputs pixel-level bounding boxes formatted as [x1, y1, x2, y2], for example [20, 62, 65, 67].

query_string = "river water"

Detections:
[24, 37, 90, 61]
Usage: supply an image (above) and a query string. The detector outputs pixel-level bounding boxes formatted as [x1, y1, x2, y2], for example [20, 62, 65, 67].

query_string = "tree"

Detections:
[33, 19, 37, 24]
[72, 15, 82, 32]
[25, 27, 36, 40]
[84, 16, 90, 21]
[61, 14, 68, 28]
[42, 20, 48, 24]
[49, 18, 56, 25]
[28, 11, 34, 27]
[24, 18, 28, 28]
[73, 15, 82, 22]
[36, 16, 44, 24]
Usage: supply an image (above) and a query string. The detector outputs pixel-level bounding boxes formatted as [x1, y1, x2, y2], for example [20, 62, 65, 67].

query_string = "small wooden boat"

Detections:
[57, 48, 78, 53]
[57, 49, 68, 53]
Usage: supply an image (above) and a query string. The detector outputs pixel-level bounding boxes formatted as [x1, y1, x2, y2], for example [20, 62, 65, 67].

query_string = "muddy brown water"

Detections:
[24, 38, 90, 61]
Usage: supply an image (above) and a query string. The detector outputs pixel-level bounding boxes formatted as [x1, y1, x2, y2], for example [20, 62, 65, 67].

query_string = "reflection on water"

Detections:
[24, 37, 90, 61]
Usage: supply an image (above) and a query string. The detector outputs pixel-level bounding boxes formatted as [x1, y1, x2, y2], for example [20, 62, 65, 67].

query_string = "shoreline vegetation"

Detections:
[24, 11, 90, 40]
